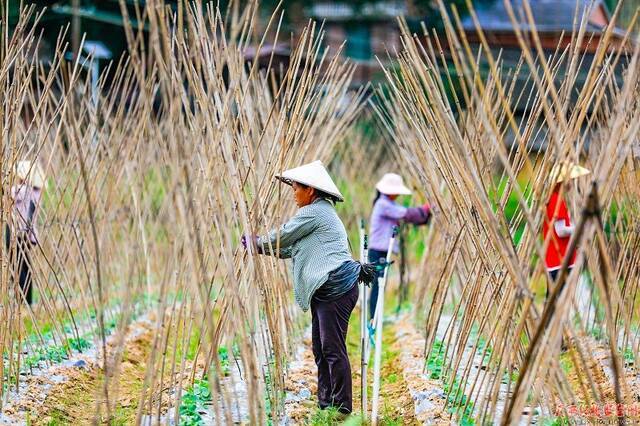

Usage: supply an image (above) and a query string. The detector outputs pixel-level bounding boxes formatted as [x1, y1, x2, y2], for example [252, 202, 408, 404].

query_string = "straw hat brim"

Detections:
[275, 176, 341, 201]
[16, 161, 46, 188]
[275, 160, 345, 202]
[551, 164, 591, 183]
[375, 181, 412, 196]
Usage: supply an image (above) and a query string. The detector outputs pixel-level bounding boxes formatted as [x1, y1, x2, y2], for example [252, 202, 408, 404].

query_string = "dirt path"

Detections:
[4, 311, 200, 425]
[557, 336, 640, 423]
[32, 315, 159, 425]
[392, 315, 449, 424]
[282, 306, 447, 425]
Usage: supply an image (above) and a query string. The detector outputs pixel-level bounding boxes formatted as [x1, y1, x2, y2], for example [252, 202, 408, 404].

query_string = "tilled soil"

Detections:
[7, 312, 200, 425]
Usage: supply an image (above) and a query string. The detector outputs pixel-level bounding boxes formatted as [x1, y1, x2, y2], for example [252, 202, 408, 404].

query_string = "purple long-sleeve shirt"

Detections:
[369, 195, 430, 252]
[11, 184, 41, 245]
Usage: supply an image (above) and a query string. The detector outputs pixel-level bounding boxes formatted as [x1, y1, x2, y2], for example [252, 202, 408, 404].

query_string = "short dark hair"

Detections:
[317, 190, 340, 203]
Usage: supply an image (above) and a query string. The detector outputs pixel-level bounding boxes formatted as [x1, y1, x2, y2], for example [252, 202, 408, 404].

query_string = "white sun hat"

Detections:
[550, 163, 591, 184]
[16, 161, 46, 189]
[276, 160, 344, 202]
[375, 173, 412, 196]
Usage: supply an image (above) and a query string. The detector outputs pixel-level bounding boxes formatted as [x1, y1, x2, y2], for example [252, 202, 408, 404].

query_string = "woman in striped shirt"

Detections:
[243, 160, 375, 416]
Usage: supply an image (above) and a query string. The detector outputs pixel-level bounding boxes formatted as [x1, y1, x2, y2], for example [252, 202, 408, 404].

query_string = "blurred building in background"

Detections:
[458, 0, 631, 114]
[456, 0, 635, 153]
[305, 1, 407, 86]
[461, 0, 627, 53]
[7, 0, 639, 91]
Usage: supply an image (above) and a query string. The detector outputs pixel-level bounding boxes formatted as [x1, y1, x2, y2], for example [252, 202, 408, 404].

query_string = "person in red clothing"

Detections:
[543, 163, 590, 298]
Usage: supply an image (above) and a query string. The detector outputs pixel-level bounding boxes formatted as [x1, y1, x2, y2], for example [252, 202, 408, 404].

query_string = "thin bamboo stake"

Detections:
[359, 218, 369, 419]
[371, 226, 398, 426]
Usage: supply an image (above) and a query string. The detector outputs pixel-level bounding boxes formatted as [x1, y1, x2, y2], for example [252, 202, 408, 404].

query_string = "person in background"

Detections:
[368, 173, 432, 319]
[242, 160, 376, 417]
[543, 162, 590, 299]
[6, 161, 45, 305]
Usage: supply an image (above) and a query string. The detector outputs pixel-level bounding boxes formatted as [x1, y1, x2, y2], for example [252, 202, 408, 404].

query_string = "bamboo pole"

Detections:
[359, 218, 369, 419]
[1, 1, 365, 422]
[371, 226, 398, 426]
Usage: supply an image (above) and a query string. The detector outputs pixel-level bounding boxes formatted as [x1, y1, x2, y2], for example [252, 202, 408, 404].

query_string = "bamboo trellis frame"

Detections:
[374, 0, 640, 423]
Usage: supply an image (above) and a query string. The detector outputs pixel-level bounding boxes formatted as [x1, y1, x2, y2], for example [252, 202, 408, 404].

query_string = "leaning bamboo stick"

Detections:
[375, 0, 640, 423]
[371, 226, 398, 426]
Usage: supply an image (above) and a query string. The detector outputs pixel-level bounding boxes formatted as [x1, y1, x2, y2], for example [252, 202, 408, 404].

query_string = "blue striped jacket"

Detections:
[257, 198, 353, 311]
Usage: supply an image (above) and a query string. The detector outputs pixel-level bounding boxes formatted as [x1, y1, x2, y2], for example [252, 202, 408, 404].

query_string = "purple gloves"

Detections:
[404, 203, 432, 225]
[241, 234, 261, 254]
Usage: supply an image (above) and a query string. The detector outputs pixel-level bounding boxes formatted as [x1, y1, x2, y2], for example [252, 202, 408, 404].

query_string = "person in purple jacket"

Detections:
[368, 173, 431, 319]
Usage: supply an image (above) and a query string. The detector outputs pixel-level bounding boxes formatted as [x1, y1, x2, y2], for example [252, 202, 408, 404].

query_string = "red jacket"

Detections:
[543, 189, 576, 270]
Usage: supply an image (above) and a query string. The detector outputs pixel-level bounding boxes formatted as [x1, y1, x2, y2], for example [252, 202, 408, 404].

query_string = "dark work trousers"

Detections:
[5, 227, 34, 305]
[368, 249, 387, 319]
[546, 268, 572, 301]
[310, 284, 359, 414]
[547, 268, 572, 351]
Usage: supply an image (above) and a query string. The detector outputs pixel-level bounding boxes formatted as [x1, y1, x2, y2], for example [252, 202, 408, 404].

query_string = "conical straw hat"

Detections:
[276, 160, 344, 202]
[375, 173, 412, 195]
[550, 163, 591, 184]
[16, 161, 45, 188]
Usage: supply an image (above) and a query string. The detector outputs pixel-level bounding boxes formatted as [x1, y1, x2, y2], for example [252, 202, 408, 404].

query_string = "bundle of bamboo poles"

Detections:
[375, 0, 639, 423]
[0, 1, 365, 423]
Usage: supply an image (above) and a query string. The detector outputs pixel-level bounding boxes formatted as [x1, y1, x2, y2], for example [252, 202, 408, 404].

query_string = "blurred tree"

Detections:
[6, 1, 57, 26]
[606, 0, 640, 32]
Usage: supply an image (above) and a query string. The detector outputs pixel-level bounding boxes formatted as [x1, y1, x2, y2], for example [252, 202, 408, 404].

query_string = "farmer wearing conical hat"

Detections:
[5, 161, 46, 305]
[368, 173, 432, 319]
[242, 160, 376, 416]
[543, 162, 590, 297]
